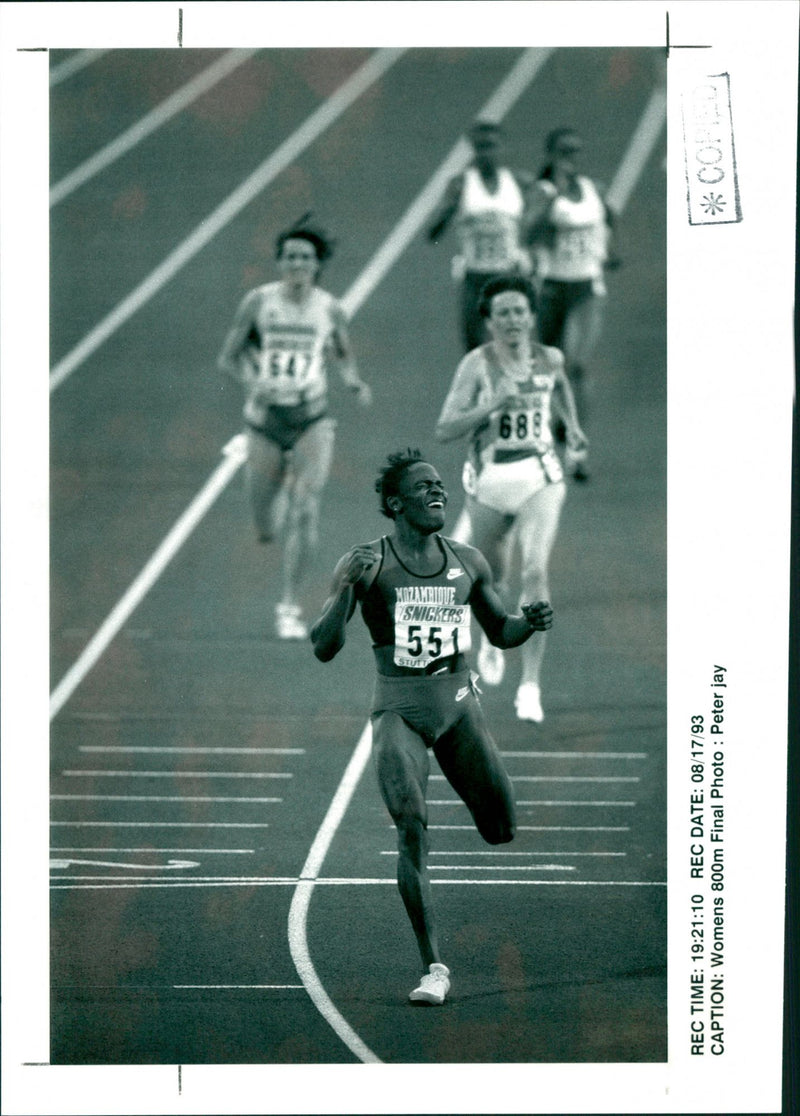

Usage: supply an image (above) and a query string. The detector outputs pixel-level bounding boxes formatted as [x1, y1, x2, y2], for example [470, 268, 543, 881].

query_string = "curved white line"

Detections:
[287, 723, 381, 1063]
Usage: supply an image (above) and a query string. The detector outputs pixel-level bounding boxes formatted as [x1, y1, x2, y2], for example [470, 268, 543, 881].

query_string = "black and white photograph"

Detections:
[0, 2, 795, 1113]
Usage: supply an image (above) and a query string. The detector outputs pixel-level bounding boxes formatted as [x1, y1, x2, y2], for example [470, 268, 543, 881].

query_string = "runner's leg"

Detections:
[433, 700, 516, 845]
[515, 481, 566, 689]
[467, 495, 515, 685]
[466, 495, 514, 588]
[561, 291, 604, 427]
[537, 282, 569, 441]
[461, 272, 487, 351]
[372, 711, 442, 968]
[245, 428, 287, 542]
[279, 418, 335, 609]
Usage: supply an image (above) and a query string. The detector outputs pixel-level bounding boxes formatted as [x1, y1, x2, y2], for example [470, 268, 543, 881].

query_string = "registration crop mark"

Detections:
[682, 73, 741, 225]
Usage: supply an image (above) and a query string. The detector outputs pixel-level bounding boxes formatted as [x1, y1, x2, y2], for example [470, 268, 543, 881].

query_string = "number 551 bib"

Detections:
[393, 600, 472, 669]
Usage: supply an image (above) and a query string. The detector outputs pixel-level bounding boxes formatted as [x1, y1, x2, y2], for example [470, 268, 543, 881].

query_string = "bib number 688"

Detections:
[499, 409, 542, 441]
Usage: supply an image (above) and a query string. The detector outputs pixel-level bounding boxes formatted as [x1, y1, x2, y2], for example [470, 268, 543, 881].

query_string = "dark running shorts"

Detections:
[247, 401, 330, 452]
[370, 667, 481, 747]
[537, 278, 595, 346]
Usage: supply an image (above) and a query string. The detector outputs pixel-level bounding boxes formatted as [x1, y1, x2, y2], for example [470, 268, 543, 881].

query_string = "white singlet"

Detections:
[463, 341, 564, 514]
[455, 167, 526, 274]
[242, 283, 342, 425]
[534, 175, 609, 283]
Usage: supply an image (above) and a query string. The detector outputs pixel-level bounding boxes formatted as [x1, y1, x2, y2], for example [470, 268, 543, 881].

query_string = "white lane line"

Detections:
[606, 85, 667, 214]
[429, 798, 637, 807]
[49, 47, 405, 392]
[428, 825, 630, 832]
[51, 795, 282, 803]
[50, 822, 271, 828]
[430, 880, 666, 887]
[431, 774, 639, 783]
[50, 856, 199, 870]
[62, 769, 291, 778]
[51, 878, 667, 891]
[49, 434, 249, 719]
[499, 751, 647, 759]
[51, 50, 260, 206]
[516, 800, 637, 807]
[174, 985, 304, 990]
[51, 847, 255, 854]
[49, 49, 108, 87]
[429, 865, 576, 872]
[51, 880, 310, 890]
[380, 850, 625, 858]
[53, 875, 296, 883]
[78, 746, 305, 755]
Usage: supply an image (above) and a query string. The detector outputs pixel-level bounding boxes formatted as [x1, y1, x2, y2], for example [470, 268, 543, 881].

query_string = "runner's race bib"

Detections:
[494, 394, 562, 481]
[393, 601, 472, 669]
[461, 213, 517, 271]
[496, 395, 549, 453]
[258, 330, 317, 403]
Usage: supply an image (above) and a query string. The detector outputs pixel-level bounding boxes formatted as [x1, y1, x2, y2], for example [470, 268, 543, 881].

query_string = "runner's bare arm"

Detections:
[468, 549, 553, 648]
[522, 179, 558, 246]
[329, 304, 372, 406]
[435, 354, 516, 443]
[311, 546, 378, 661]
[426, 174, 463, 242]
[217, 290, 261, 383]
[550, 350, 588, 450]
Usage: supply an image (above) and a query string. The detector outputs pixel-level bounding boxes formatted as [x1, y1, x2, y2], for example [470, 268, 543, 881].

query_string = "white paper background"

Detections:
[1, 2, 795, 1113]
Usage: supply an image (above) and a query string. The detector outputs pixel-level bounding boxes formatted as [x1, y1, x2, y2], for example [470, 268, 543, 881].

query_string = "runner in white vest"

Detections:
[218, 216, 372, 639]
[435, 275, 586, 722]
[427, 119, 534, 351]
[526, 128, 619, 480]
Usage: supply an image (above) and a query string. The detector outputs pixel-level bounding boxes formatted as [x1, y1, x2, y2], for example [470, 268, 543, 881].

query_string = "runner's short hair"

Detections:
[275, 212, 335, 262]
[469, 118, 502, 141]
[478, 275, 537, 317]
[545, 127, 582, 155]
[375, 448, 425, 519]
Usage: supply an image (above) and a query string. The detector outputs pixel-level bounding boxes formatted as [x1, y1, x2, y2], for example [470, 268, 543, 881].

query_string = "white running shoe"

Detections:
[477, 635, 505, 686]
[275, 603, 308, 640]
[409, 963, 450, 1005]
[515, 682, 544, 723]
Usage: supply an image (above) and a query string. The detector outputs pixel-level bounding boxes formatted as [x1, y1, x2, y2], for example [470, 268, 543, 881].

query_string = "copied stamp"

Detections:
[682, 73, 742, 225]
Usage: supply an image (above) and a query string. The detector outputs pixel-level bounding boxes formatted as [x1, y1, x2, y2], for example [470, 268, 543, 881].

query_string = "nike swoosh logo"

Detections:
[455, 686, 470, 702]
[447, 569, 464, 580]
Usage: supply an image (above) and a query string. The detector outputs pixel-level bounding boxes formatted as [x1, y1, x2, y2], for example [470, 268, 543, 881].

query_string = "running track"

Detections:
[48, 46, 667, 1066]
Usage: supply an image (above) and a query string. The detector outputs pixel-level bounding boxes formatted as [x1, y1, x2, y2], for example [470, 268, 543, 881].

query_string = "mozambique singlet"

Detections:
[359, 536, 477, 670]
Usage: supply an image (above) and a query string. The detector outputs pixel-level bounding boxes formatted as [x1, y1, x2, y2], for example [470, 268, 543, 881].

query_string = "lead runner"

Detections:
[310, 449, 553, 1005]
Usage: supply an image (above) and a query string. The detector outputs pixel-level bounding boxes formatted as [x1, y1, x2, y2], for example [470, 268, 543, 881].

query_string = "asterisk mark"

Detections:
[701, 193, 726, 216]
